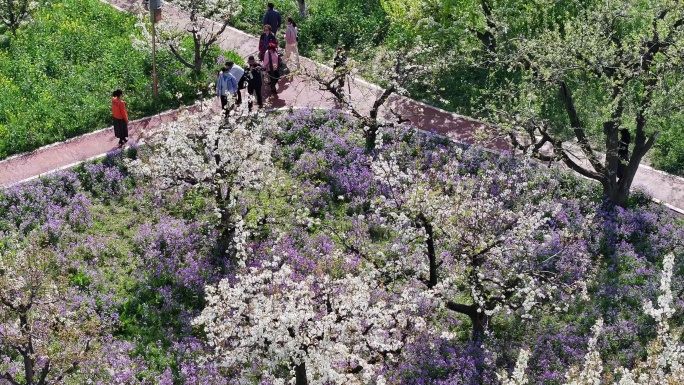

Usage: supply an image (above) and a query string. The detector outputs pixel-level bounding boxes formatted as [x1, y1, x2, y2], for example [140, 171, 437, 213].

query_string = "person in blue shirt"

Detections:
[216, 66, 238, 114]
[263, 3, 282, 35]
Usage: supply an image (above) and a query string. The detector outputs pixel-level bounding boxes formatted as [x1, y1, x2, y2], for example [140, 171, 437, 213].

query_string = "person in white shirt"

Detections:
[226, 61, 245, 105]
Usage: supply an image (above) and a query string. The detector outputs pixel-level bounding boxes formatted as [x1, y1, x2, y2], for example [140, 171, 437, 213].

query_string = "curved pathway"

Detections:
[1, 0, 683, 214]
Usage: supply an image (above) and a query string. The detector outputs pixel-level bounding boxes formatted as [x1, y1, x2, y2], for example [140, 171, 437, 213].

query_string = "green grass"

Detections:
[0, 0, 233, 159]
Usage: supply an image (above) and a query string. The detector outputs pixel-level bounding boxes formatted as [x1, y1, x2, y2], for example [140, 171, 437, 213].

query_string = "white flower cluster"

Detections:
[170, 0, 242, 21]
[369, 147, 589, 321]
[499, 348, 531, 385]
[565, 319, 604, 385]
[504, 254, 684, 384]
[129, 108, 273, 195]
[194, 259, 426, 384]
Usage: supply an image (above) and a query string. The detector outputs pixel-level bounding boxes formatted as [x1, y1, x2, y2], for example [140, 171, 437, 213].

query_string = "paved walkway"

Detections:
[1, 0, 683, 213]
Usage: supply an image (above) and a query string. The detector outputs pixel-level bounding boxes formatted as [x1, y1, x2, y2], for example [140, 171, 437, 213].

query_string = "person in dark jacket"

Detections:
[245, 56, 263, 110]
[258, 24, 278, 60]
[617, 128, 631, 181]
[263, 2, 282, 34]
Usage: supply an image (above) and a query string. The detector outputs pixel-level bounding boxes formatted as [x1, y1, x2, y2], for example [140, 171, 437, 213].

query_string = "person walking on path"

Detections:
[246, 56, 264, 110]
[216, 66, 238, 114]
[111, 89, 129, 147]
[263, 2, 282, 35]
[284, 17, 300, 70]
[263, 42, 280, 94]
[226, 61, 245, 105]
[258, 24, 278, 60]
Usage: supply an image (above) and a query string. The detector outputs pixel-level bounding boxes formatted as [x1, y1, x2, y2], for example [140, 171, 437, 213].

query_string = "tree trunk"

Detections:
[20, 314, 35, 385]
[471, 311, 489, 340]
[476, 0, 497, 52]
[194, 44, 203, 74]
[216, 206, 234, 256]
[602, 144, 651, 207]
[417, 214, 437, 288]
[295, 361, 308, 385]
[365, 125, 378, 152]
[445, 302, 489, 340]
[297, 0, 306, 19]
[603, 118, 620, 179]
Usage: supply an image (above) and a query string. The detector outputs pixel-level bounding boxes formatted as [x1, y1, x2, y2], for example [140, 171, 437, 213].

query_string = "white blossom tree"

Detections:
[194, 258, 428, 384]
[161, 0, 242, 73]
[0, 235, 101, 385]
[308, 40, 449, 151]
[352, 140, 595, 339]
[0, 0, 36, 35]
[128, 106, 273, 255]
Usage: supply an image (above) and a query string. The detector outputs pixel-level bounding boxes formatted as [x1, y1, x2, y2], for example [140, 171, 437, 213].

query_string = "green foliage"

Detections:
[298, 0, 388, 57]
[652, 114, 684, 175]
[229, 0, 684, 175]
[233, 0, 388, 58]
[231, 0, 299, 35]
[0, 0, 235, 159]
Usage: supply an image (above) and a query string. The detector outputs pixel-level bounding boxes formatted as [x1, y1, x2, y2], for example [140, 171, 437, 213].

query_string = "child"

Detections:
[284, 17, 300, 70]
[262, 42, 280, 94]
[246, 56, 264, 110]
[111, 89, 128, 147]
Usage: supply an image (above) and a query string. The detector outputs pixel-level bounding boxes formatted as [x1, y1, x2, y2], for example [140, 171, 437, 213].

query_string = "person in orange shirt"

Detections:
[111, 89, 129, 147]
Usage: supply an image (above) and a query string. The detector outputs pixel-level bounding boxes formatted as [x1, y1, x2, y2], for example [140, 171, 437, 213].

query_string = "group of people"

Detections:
[111, 3, 300, 146]
[215, 2, 300, 114]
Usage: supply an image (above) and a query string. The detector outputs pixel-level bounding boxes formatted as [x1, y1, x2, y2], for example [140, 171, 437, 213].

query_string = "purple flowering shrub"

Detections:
[0, 159, 231, 384]
[243, 110, 684, 383]
[581, 201, 684, 370]
[3, 109, 684, 384]
[271, 109, 374, 204]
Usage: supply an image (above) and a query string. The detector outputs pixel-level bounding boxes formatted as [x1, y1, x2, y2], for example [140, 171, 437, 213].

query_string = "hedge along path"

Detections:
[1, 0, 683, 214]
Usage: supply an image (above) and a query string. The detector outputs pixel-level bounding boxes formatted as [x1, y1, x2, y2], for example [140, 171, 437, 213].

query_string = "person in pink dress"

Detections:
[283, 17, 300, 70]
[262, 42, 280, 94]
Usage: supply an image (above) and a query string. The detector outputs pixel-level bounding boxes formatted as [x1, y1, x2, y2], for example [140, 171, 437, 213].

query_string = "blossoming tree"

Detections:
[161, 0, 242, 73]
[309, 42, 448, 151]
[0, 0, 35, 35]
[349, 130, 595, 338]
[194, 257, 428, 384]
[0, 235, 101, 385]
[129, 107, 273, 256]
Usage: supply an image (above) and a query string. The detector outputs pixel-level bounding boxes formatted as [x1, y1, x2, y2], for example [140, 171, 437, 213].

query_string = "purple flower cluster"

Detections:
[273, 109, 374, 208]
[0, 170, 85, 233]
[261, 109, 684, 383]
[133, 217, 218, 290]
